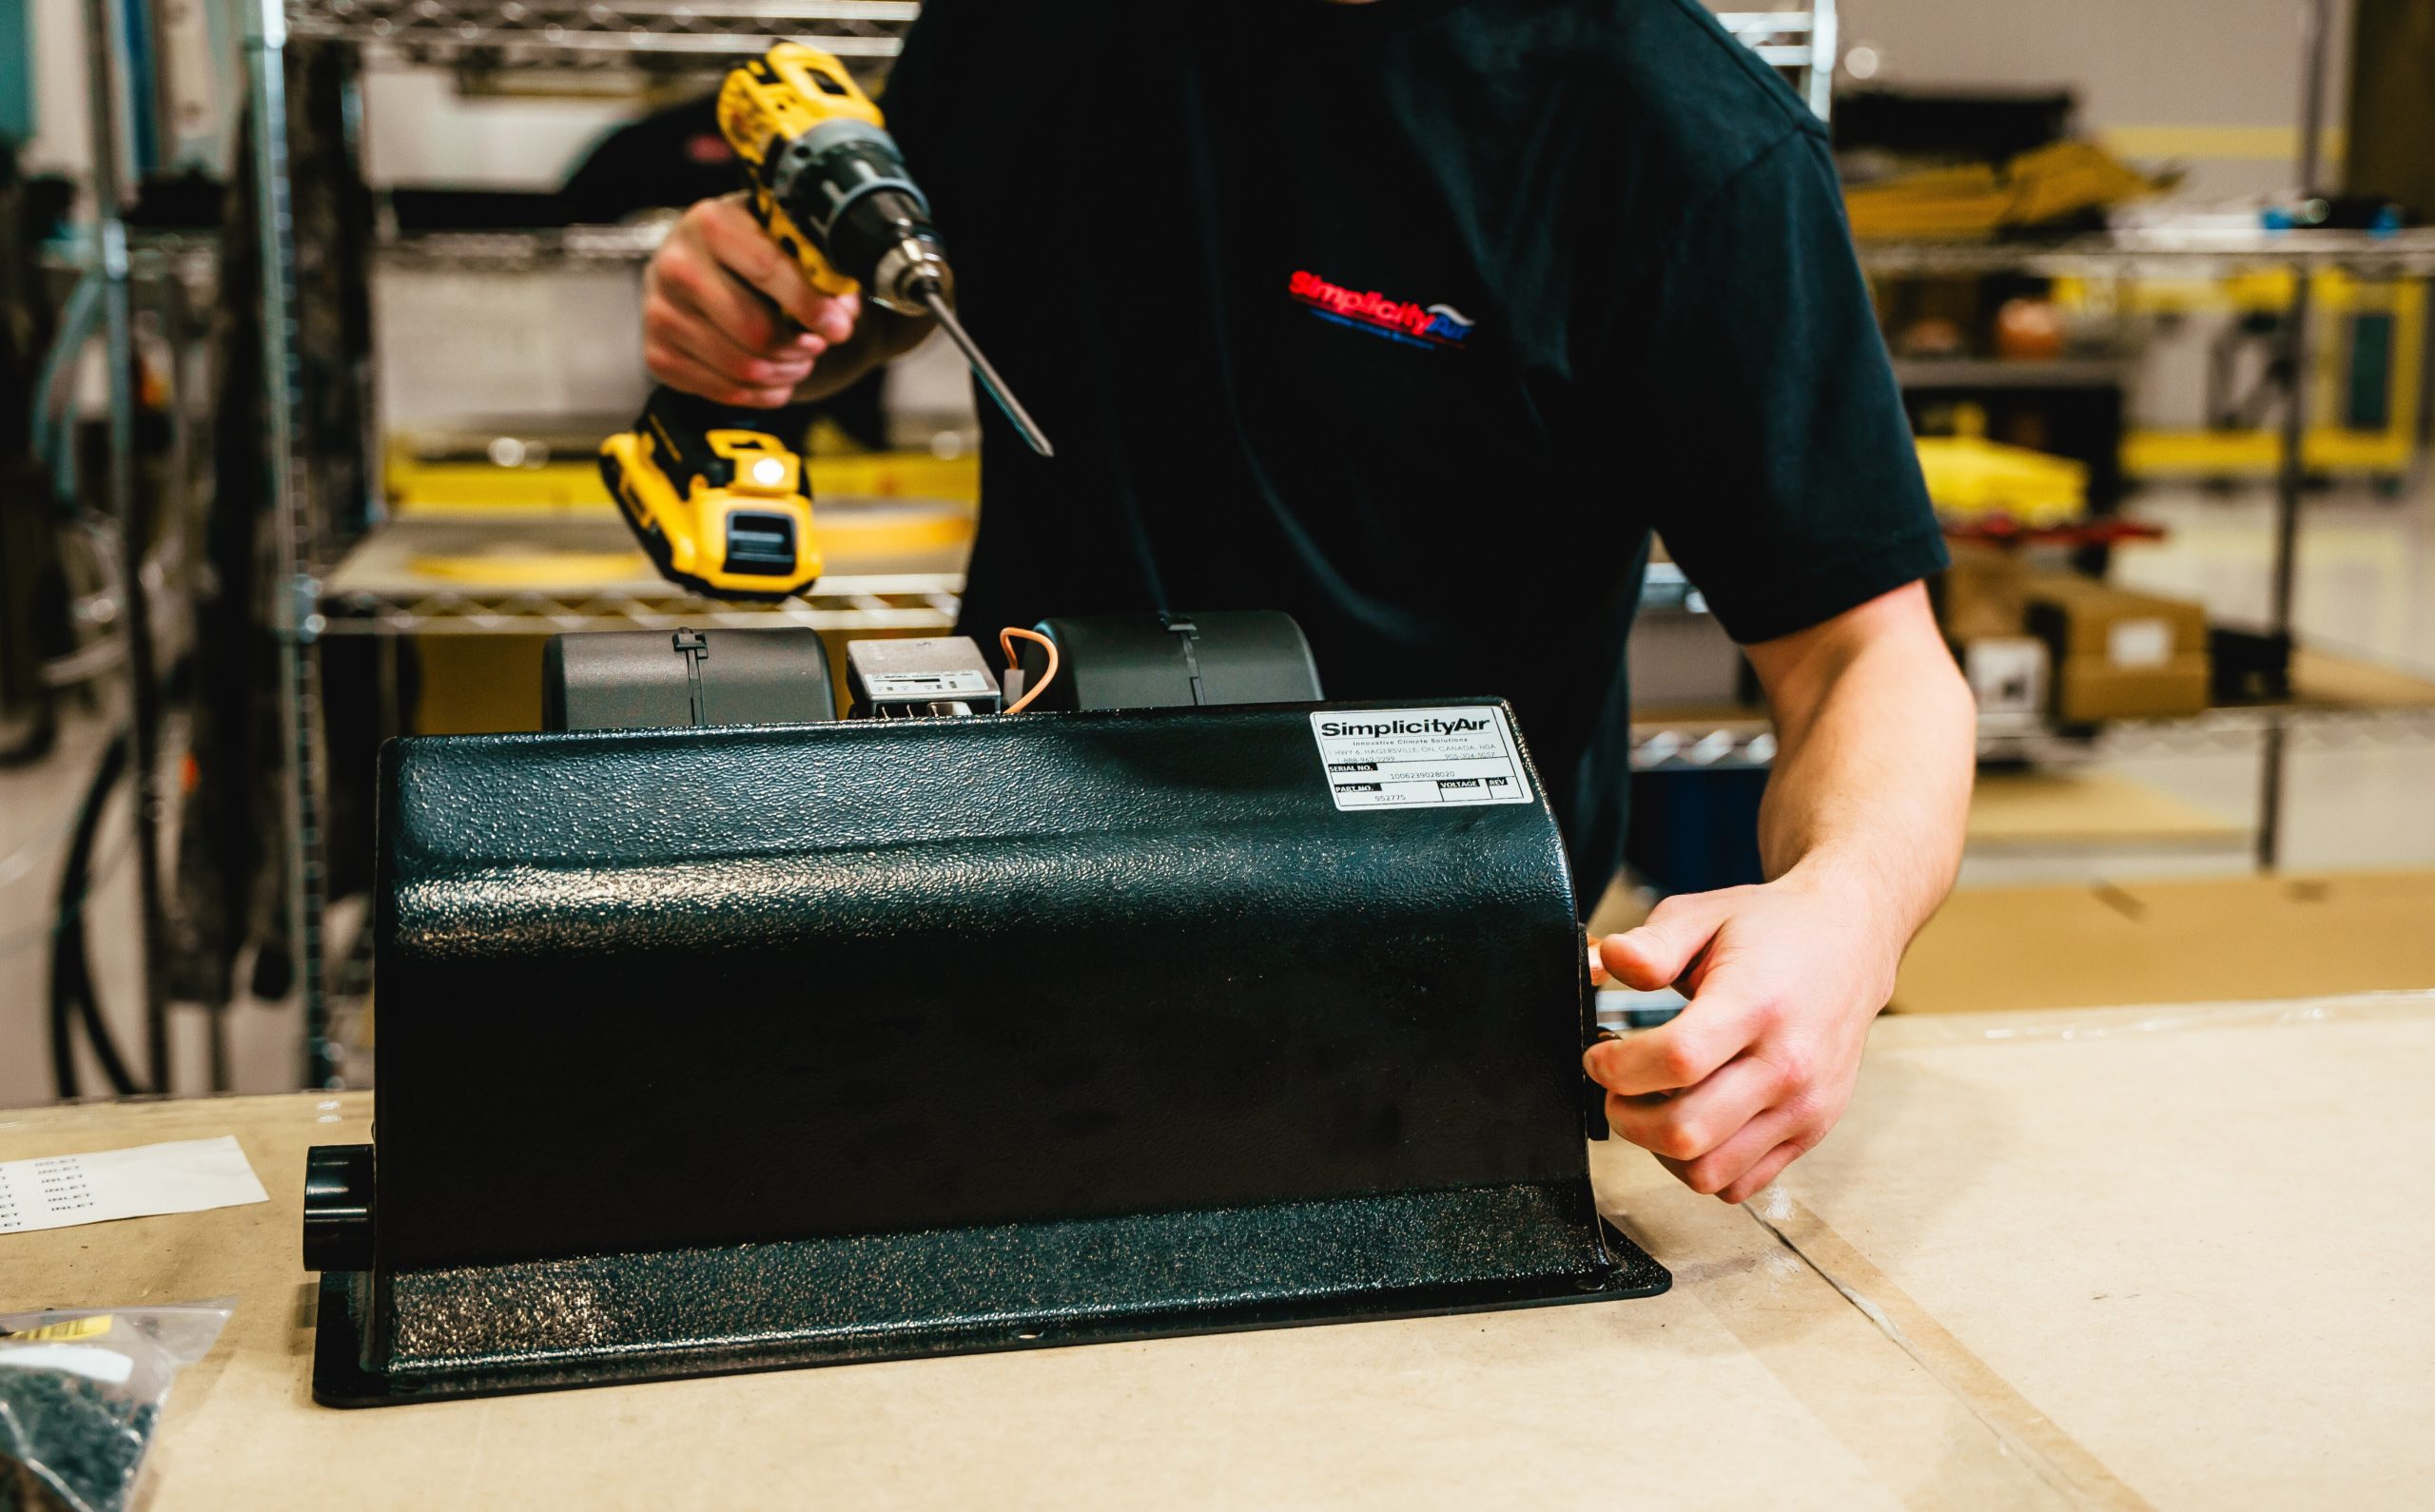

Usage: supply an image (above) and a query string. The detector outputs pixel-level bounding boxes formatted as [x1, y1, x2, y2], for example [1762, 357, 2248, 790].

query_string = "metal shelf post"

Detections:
[247, 0, 338, 1087]
[2258, 0, 2338, 871]
[83, 0, 173, 1088]
[244, 4, 936, 1088]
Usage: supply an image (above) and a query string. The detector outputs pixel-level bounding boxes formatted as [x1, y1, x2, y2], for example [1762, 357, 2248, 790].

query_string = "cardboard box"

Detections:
[1894, 869, 2435, 1014]
[1964, 769, 2244, 848]
[2053, 652, 2211, 722]
[1933, 540, 2031, 641]
[2024, 573, 2211, 720]
[2023, 573, 2209, 662]
[1627, 608, 1747, 708]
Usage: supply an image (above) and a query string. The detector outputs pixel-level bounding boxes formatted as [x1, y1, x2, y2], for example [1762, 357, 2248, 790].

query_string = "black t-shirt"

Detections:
[884, 0, 1947, 902]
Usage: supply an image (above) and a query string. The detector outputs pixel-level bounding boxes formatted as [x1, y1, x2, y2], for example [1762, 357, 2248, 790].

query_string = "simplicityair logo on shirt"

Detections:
[1288, 270, 1475, 351]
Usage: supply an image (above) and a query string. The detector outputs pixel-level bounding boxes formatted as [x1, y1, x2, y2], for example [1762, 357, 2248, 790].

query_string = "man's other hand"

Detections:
[643, 193, 861, 407]
[1582, 869, 1899, 1204]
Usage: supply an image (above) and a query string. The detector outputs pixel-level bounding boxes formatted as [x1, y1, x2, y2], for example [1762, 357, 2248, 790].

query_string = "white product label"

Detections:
[0, 1135, 268, 1236]
[860, 669, 997, 699]
[1964, 637, 2048, 715]
[1310, 707, 1534, 811]
[2108, 617, 2172, 669]
[0, 1344, 135, 1386]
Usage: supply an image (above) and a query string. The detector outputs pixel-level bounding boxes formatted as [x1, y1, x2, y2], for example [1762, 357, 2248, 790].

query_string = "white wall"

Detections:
[23, 0, 94, 180]
[359, 70, 630, 189]
[21, 0, 623, 189]
[25, 0, 242, 181]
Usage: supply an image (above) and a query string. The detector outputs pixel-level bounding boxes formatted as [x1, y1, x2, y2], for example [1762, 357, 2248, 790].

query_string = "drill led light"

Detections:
[750, 457, 789, 487]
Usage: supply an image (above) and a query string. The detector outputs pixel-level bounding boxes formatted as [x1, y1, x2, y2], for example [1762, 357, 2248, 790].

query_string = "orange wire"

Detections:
[999, 628, 1060, 714]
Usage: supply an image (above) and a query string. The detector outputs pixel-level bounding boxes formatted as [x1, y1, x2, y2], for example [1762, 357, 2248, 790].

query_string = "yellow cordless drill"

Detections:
[601, 42, 1050, 602]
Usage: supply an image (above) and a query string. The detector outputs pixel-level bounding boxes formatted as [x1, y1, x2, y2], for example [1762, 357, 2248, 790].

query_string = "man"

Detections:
[636, 0, 1977, 1205]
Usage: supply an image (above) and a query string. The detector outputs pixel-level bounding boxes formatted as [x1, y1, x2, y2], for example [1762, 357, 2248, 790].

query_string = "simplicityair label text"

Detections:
[1309, 708, 1532, 812]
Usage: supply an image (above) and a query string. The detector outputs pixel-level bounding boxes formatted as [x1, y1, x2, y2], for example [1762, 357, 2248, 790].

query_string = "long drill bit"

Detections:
[916, 281, 1055, 458]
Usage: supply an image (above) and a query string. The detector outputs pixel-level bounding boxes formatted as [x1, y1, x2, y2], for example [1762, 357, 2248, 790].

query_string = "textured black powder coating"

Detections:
[325, 699, 1666, 1405]
[314, 1184, 1668, 1405]
[375, 701, 1591, 1269]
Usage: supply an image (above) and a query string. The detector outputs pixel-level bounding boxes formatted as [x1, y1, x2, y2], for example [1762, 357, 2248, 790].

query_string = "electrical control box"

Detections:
[846, 636, 1003, 718]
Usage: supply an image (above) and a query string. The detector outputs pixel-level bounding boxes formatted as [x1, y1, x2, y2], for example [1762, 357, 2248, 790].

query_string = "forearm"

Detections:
[1755, 601, 1976, 959]
[1588, 583, 1970, 1202]
[792, 306, 933, 402]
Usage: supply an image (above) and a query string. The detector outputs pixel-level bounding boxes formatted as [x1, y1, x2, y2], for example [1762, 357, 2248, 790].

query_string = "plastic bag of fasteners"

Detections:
[0, 1301, 232, 1512]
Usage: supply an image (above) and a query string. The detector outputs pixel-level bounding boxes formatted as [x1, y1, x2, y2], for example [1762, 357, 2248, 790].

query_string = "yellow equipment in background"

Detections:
[387, 430, 981, 514]
[1844, 142, 2170, 242]
[1913, 399, 2090, 529]
[2055, 270, 2428, 480]
[1916, 433, 2091, 529]
[380, 423, 977, 595]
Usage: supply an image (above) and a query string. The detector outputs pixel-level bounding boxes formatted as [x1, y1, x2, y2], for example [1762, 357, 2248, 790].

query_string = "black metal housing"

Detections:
[314, 698, 1664, 1406]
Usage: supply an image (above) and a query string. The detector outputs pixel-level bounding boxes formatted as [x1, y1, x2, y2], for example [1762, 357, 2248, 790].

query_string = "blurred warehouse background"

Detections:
[4, 0, 2435, 1104]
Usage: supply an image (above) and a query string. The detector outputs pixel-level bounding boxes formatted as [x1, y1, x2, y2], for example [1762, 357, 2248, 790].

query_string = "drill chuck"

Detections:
[871, 234, 954, 316]
[751, 72, 1050, 455]
[769, 118, 947, 316]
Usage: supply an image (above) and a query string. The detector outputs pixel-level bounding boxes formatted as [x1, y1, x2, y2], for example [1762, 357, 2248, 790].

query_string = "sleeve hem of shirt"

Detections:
[1704, 527, 1953, 647]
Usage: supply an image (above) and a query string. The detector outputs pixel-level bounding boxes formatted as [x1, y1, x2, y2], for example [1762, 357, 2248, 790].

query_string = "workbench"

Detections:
[6, 993, 2429, 1510]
